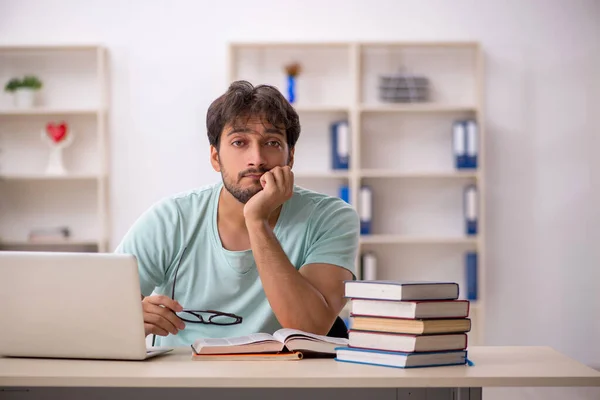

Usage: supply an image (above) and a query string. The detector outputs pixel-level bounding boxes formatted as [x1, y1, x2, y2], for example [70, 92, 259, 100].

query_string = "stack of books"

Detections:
[335, 281, 471, 369]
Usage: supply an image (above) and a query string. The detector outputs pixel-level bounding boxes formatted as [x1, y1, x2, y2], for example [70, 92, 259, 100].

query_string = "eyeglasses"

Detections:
[171, 246, 243, 326]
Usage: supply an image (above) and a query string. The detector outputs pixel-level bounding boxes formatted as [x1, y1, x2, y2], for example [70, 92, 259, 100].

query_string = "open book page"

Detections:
[192, 333, 285, 354]
[273, 328, 349, 345]
[194, 333, 275, 348]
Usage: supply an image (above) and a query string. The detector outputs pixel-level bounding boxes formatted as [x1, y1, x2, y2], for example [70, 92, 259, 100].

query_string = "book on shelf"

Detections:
[348, 330, 468, 353]
[350, 298, 470, 319]
[27, 226, 71, 242]
[344, 281, 459, 301]
[190, 328, 348, 360]
[359, 252, 377, 280]
[330, 120, 350, 170]
[351, 316, 471, 335]
[464, 184, 478, 235]
[466, 252, 478, 300]
[359, 186, 372, 234]
[335, 347, 468, 369]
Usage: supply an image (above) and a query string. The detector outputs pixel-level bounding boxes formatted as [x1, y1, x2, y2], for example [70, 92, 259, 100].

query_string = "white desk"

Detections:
[1, 346, 599, 400]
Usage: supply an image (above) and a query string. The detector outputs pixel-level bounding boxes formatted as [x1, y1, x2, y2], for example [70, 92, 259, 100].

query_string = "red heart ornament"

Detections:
[46, 122, 68, 143]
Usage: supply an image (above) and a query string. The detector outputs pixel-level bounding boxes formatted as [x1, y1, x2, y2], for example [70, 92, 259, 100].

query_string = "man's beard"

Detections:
[221, 165, 267, 204]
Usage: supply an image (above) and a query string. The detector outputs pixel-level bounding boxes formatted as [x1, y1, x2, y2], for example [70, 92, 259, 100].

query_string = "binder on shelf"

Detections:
[359, 186, 372, 235]
[452, 120, 467, 169]
[465, 120, 478, 169]
[331, 120, 350, 170]
[360, 252, 377, 281]
[465, 252, 478, 301]
[339, 185, 350, 204]
[464, 184, 478, 236]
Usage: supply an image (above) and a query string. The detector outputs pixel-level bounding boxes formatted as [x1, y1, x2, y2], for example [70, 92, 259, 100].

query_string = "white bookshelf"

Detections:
[0, 45, 110, 252]
[229, 41, 485, 344]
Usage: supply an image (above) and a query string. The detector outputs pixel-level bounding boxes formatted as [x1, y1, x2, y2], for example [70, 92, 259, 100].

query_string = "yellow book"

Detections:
[351, 316, 472, 335]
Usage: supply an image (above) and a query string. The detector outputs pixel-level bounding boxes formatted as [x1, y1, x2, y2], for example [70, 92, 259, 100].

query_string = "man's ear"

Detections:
[288, 147, 295, 169]
[210, 145, 221, 172]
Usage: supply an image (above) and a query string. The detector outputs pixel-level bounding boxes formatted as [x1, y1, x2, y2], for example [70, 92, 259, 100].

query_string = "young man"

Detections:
[115, 80, 360, 347]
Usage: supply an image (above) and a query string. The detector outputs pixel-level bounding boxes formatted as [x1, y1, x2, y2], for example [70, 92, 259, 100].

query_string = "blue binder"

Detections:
[339, 185, 350, 204]
[464, 184, 477, 235]
[465, 120, 478, 169]
[465, 252, 478, 301]
[359, 186, 372, 235]
[331, 121, 350, 170]
[453, 120, 467, 169]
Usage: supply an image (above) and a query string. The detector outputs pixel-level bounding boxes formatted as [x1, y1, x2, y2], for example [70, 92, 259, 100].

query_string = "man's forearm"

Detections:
[246, 219, 335, 335]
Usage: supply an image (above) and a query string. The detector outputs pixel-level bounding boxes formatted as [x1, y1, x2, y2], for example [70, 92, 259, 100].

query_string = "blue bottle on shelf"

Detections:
[287, 75, 296, 104]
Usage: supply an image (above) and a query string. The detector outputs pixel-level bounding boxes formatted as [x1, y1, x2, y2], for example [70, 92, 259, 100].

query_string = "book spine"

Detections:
[464, 184, 478, 235]
[331, 121, 350, 170]
[466, 252, 478, 301]
[453, 120, 467, 169]
[359, 186, 372, 235]
[360, 252, 377, 280]
[339, 185, 350, 204]
[465, 119, 478, 169]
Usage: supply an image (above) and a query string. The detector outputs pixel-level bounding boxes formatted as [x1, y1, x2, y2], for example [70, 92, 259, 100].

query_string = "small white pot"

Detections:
[13, 88, 37, 108]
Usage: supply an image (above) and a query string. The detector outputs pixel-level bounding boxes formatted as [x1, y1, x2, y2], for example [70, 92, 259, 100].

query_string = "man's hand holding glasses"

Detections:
[142, 295, 186, 337]
[142, 246, 243, 339]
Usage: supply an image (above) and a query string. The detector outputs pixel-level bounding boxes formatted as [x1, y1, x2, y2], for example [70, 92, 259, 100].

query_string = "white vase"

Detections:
[13, 88, 37, 108]
[45, 146, 67, 175]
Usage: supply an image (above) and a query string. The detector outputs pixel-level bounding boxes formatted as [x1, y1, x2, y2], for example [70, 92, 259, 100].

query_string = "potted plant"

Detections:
[4, 75, 43, 108]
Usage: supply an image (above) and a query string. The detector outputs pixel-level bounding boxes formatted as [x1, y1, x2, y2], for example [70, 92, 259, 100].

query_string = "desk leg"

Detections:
[396, 388, 482, 400]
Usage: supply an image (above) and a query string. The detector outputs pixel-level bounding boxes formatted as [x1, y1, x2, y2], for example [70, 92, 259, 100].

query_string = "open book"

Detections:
[191, 328, 349, 359]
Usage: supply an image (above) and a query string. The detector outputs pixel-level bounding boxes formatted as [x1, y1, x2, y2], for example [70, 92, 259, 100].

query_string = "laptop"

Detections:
[0, 251, 172, 360]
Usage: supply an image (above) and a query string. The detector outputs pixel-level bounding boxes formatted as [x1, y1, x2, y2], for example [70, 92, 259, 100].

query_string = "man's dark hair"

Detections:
[206, 80, 301, 152]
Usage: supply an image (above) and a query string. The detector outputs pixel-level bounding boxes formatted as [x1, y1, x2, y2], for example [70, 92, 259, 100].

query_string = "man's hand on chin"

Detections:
[243, 166, 294, 225]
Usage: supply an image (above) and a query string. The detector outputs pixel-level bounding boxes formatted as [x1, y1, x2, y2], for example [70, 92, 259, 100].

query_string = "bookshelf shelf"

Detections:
[293, 105, 350, 113]
[359, 169, 478, 179]
[0, 45, 102, 52]
[229, 41, 485, 345]
[0, 108, 101, 116]
[0, 173, 102, 181]
[0, 45, 110, 252]
[359, 104, 477, 113]
[0, 239, 103, 253]
[294, 171, 350, 179]
[359, 235, 478, 245]
[0, 239, 100, 247]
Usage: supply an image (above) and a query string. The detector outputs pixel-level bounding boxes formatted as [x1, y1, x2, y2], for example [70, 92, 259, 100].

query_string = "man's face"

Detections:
[210, 115, 294, 204]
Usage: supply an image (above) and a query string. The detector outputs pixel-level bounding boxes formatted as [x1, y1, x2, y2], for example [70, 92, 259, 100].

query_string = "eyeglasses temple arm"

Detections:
[171, 246, 188, 300]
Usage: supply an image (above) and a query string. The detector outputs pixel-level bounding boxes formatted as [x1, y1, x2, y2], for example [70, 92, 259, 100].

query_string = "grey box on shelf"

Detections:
[378, 73, 430, 103]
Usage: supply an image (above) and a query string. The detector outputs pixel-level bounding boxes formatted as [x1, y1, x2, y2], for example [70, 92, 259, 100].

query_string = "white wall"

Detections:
[1, 0, 599, 368]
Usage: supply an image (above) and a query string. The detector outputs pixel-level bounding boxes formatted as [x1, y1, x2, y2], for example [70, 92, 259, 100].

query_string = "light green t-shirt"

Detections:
[114, 182, 360, 347]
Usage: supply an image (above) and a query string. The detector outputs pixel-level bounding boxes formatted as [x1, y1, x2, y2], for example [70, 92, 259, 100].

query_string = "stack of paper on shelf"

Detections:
[335, 281, 471, 369]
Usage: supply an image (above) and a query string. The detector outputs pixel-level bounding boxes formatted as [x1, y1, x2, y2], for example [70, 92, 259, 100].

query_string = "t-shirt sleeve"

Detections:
[301, 198, 360, 279]
[114, 199, 182, 297]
